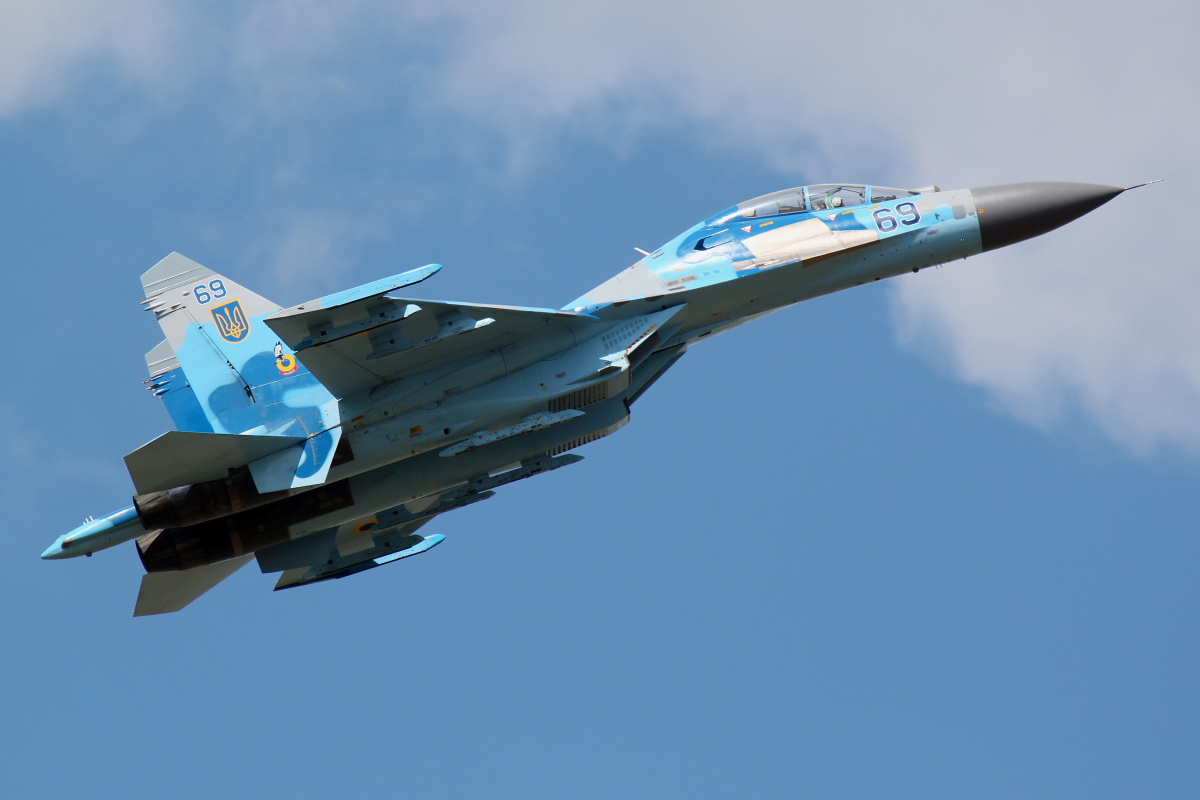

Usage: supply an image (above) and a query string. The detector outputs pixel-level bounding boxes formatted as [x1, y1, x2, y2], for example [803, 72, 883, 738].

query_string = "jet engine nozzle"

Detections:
[133, 469, 283, 530]
[970, 181, 1124, 252]
[136, 481, 357, 572]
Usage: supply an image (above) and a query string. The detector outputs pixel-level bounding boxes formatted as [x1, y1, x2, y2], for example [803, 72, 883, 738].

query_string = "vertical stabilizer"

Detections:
[141, 253, 280, 350]
[143, 338, 213, 433]
[138, 255, 340, 490]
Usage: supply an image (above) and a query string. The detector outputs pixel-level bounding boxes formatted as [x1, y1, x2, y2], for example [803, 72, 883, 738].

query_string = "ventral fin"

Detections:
[249, 426, 343, 493]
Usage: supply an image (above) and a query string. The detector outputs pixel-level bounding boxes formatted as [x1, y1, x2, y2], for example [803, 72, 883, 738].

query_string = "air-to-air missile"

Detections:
[41, 181, 1144, 614]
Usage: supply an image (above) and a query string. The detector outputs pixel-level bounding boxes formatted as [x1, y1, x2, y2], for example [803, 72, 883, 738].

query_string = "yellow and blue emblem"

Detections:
[211, 299, 250, 343]
[275, 353, 298, 375]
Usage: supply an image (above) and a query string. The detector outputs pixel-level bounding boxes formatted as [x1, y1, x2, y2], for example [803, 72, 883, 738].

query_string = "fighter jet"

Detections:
[41, 181, 1140, 615]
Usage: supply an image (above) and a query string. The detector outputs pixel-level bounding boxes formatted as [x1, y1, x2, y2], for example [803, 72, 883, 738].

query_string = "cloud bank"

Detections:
[3, 0, 1196, 453]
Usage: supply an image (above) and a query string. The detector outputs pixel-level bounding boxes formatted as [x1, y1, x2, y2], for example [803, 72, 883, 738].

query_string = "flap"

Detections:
[133, 555, 254, 616]
[124, 430, 305, 494]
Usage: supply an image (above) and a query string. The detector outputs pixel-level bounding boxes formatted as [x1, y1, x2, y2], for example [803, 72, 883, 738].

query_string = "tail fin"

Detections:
[140, 254, 341, 491]
[142, 252, 280, 350]
[144, 337, 214, 433]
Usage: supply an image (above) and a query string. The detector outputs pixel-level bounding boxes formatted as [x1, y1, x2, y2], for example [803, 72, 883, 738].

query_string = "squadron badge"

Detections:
[274, 342, 298, 375]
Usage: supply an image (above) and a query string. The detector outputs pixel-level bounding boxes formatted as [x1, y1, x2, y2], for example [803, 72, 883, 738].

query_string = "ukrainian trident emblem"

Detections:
[211, 299, 250, 343]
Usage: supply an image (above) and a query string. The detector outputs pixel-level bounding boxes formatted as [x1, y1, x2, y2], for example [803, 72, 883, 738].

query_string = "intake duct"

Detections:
[133, 467, 285, 530]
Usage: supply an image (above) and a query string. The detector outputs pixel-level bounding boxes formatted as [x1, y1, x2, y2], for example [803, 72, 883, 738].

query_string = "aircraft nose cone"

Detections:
[970, 181, 1125, 252]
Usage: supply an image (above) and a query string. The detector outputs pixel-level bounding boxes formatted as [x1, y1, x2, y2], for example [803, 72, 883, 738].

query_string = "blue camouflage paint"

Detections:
[567, 184, 983, 309]
[151, 368, 215, 433]
[172, 308, 336, 438]
[62, 179, 1130, 616]
[43, 179, 1133, 619]
[316, 263, 442, 309]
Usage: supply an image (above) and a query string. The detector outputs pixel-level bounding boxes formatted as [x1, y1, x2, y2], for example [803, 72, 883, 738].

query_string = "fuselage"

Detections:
[570, 184, 981, 341]
[44, 181, 1128, 582]
[328, 185, 983, 476]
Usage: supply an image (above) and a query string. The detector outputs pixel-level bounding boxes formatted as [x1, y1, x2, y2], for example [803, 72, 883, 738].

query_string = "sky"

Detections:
[2, 2, 1197, 797]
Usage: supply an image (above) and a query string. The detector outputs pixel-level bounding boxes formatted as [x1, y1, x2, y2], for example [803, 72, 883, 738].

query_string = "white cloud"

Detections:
[892, 219, 1200, 453]
[411, 0, 1200, 454]
[881, 7, 1200, 454]
[4, 0, 1197, 453]
[252, 211, 380, 296]
[0, 0, 193, 115]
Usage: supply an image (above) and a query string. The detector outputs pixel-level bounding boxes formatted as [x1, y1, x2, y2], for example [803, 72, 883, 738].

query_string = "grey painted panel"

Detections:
[132, 554, 253, 616]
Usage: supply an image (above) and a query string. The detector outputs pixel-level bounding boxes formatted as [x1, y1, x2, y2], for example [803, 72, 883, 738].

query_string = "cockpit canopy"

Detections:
[711, 184, 922, 225]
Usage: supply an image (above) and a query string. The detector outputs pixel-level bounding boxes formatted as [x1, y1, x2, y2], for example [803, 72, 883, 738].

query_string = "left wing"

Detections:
[123, 451, 584, 615]
[269, 523, 446, 591]
[254, 454, 584, 589]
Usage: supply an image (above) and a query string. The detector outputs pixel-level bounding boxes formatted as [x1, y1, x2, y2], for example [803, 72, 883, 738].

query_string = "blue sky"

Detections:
[3, 2, 1198, 798]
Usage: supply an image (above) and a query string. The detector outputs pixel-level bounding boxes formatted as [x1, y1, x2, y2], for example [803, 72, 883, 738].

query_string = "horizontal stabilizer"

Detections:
[133, 555, 253, 616]
[125, 430, 305, 494]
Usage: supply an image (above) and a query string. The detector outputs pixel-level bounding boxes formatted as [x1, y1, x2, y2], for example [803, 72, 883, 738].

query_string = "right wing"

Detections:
[128, 454, 585, 614]
[266, 274, 599, 398]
